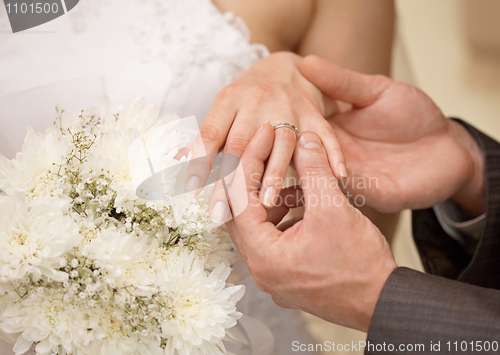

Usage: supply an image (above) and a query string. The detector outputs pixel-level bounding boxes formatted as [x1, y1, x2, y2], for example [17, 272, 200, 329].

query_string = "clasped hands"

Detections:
[185, 54, 486, 332]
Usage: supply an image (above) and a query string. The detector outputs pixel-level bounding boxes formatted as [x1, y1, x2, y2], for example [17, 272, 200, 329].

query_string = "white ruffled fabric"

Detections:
[0, 0, 268, 128]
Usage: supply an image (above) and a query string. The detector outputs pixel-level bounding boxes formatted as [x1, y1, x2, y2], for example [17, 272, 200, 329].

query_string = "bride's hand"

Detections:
[184, 52, 347, 221]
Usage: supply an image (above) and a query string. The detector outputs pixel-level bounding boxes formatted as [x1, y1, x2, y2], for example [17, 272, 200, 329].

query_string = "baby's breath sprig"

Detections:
[120, 287, 171, 337]
[53, 107, 65, 134]
[121, 202, 170, 236]
[71, 171, 117, 218]
[50, 109, 102, 205]
[65, 114, 100, 166]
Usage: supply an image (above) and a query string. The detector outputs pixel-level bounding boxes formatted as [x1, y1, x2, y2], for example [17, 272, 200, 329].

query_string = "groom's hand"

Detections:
[226, 125, 397, 332]
[300, 56, 486, 217]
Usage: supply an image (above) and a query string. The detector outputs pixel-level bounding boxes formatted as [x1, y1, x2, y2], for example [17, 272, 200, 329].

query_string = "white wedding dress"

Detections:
[0, 1, 318, 354]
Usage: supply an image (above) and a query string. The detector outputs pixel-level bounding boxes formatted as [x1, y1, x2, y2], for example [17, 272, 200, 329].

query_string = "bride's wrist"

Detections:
[268, 51, 302, 66]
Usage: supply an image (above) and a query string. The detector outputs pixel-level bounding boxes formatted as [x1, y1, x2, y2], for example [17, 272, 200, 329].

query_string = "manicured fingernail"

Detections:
[338, 162, 348, 178]
[299, 133, 322, 150]
[186, 176, 201, 192]
[262, 187, 277, 207]
[212, 201, 229, 223]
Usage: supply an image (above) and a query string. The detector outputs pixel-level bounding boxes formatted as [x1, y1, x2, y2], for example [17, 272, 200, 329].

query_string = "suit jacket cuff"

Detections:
[366, 267, 500, 354]
[412, 118, 500, 286]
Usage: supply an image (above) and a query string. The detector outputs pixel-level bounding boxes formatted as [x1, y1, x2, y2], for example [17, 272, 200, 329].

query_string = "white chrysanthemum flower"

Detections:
[152, 228, 235, 273]
[0, 97, 243, 355]
[0, 194, 80, 283]
[1, 289, 165, 355]
[160, 252, 244, 355]
[99, 96, 181, 135]
[86, 332, 163, 355]
[82, 226, 156, 289]
[195, 228, 237, 271]
[99, 96, 159, 135]
[86, 128, 141, 205]
[84, 301, 163, 355]
[0, 127, 70, 200]
[151, 243, 189, 276]
[89, 96, 191, 205]
[1, 290, 92, 355]
[0, 285, 18, 334]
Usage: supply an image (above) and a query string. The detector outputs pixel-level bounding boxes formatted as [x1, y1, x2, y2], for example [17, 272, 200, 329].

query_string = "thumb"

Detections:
[299, 55, 389, 108]
[293, 132, 349, 219]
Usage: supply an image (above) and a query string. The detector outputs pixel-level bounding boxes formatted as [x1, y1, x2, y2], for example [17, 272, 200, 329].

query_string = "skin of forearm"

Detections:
[298, 0, 395, 76]
[213, 0, 394, 76]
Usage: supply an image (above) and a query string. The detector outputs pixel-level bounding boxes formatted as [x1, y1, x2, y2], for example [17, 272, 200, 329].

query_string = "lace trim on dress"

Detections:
[134, 0, 269, 84]
[68, 0, 269, 85]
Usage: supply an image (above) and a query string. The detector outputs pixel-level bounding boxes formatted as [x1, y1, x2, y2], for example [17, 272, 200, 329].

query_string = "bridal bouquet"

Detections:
[0, 97, 243, 355]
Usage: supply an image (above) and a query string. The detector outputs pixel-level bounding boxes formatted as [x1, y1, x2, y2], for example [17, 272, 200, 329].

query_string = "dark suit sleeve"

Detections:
[366, 119, 500, 354]
[366, 267, 500, 354]
[412, 119, 500, 287]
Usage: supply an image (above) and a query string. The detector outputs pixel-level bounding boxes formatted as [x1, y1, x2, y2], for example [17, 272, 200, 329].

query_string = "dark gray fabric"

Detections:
[366, 120, 500, 354]
[367, 267, 500, 354]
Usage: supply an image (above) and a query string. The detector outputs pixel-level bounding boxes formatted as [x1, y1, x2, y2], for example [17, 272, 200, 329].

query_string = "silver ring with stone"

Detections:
[273, 122, 300, 140]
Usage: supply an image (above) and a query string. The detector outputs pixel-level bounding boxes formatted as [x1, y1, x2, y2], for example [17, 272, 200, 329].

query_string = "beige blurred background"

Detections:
[301, 0, 500, 354]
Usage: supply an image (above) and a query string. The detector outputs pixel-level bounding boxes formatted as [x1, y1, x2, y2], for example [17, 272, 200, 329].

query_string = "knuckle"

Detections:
[228, 84, 272, 105]
[253, 86, 294, 107]
[370, 74, 389, 88]
[253, 85, 273, 101]
[303, 161, 332, 177]
[272, 90, 296, 110]
[303, 97, 323, 114]
[366, 74, 391, 99]
[321, 126, 339, 141]
[198, 123, 220, 144]
[277, 87, 294, 101]
[336, 72, 352, 99]
[224, 136, 248, 155]
[217, 84, 238, 101]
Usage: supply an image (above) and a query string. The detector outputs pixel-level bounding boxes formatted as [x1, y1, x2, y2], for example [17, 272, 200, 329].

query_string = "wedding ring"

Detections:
[273, 122, 300, 140]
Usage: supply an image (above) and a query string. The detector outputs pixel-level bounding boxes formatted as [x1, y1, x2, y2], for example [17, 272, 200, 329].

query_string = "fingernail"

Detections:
[299, 133, 322, 150]
[262, 186, 277, 207]
[186, 176, 201, 192]
[212, 201, 229, 223]
[338, 162, 348, 178]
[256, 125, 266, 134]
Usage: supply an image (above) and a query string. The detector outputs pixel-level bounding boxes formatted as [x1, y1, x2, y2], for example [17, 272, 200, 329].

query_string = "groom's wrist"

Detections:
[449, 120, 486, 218]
